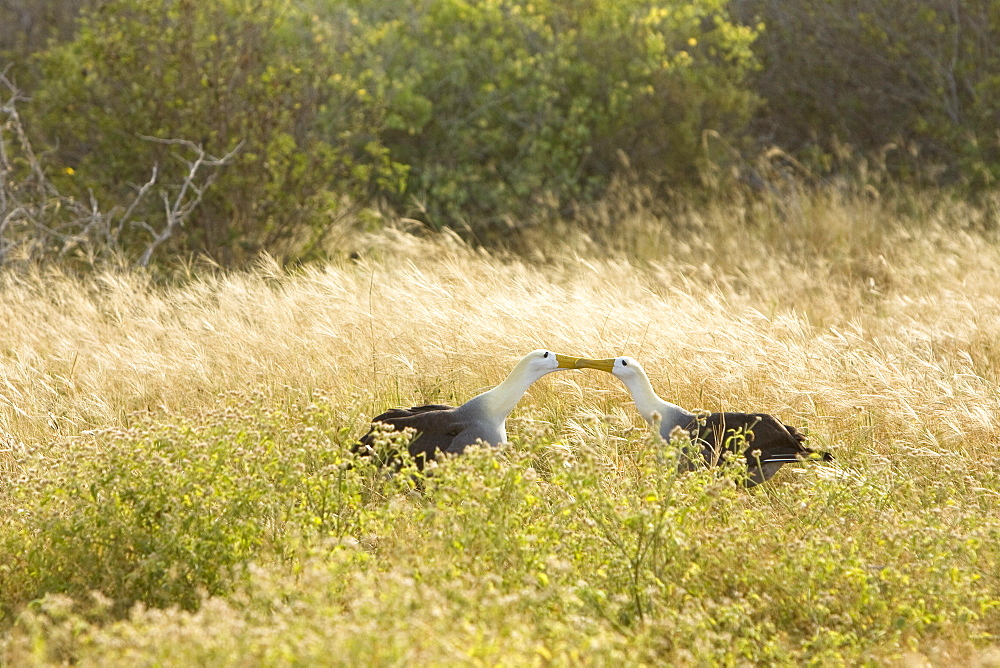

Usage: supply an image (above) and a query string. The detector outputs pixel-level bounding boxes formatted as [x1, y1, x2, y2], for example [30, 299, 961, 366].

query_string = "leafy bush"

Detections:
[1, 391, 999, 662]
[1, 70, 237, 267]
[14, 0, 1000, 263]
[0, 0, 91, 69]
[24, 0, 759, 257]
[352, 0, 760, 230]
[734, 0, 1000, 188]
[29, 0, 406, 263]
[0, 392, 369, 617]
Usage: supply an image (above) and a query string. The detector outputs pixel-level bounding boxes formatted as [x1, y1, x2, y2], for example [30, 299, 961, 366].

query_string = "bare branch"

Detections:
[134, 138, 243, 267]
[0, 72, 242, 268]
[114, 165, 158, 242]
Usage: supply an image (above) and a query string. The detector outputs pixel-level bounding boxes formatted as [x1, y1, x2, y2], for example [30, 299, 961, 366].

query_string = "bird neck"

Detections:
[621, 371, 690, 426]
[470, 357, 546, 420]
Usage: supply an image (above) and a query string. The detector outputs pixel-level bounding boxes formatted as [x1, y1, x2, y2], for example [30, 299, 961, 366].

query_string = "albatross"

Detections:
[357, 349, 584, 468]
[576, 356, 832, 487]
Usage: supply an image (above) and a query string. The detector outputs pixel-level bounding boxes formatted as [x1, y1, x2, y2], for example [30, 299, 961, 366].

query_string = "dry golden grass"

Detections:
[2, 188, 1000, 664]
[2, 190, 998, 464]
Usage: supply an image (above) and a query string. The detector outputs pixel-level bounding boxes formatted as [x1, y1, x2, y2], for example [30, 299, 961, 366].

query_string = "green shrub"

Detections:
[734, 0, 1000, 189]
[13, 0, 1000, 264]
[25, 0, 759, 255]
[0, 0, 91, 70]
[0, 392, 371, 618]
[30, 0, 406, 263]
[2, 402, 999, 661]
[351, 0, 760, 231]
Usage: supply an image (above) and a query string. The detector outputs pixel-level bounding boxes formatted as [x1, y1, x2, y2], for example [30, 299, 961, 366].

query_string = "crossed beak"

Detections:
[574, 357, 616, 373]
[554, 353, 584, 369]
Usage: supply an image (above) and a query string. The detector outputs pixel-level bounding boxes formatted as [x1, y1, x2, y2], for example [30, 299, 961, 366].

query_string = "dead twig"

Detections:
[0, 69, 241, 268]
[135, 137, 243, 267]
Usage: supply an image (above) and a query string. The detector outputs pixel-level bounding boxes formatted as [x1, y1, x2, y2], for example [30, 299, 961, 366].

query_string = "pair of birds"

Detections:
[357, 349, 832, 487]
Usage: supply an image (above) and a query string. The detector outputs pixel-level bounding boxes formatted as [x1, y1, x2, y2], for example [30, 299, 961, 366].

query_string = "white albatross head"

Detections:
[470, 349, 585, 420]
[514, 349, 585, 379]
[573, 355, 693, 428]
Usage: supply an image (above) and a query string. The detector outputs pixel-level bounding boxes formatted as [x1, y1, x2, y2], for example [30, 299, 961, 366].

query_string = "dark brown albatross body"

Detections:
[683, 411, 833, 487]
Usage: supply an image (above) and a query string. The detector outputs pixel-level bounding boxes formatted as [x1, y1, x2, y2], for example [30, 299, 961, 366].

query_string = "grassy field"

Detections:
[1, 187, 999, 665]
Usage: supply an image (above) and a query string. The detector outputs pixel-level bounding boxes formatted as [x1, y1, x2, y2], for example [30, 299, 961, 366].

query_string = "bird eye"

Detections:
[622, 360, 628, 366]
[543, 351, 549, 358]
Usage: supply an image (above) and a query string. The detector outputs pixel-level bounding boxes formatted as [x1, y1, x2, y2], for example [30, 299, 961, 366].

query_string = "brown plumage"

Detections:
[683, 411, 833, 487]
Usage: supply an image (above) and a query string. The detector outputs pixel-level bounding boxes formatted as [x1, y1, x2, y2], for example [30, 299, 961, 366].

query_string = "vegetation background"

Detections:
[3, 0, 999, 265]
[1, 0, 1000, 664]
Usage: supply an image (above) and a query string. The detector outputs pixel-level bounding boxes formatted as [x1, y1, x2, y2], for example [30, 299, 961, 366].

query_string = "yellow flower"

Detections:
[688, 37, 698, 47]
[64, 167, 75, 175]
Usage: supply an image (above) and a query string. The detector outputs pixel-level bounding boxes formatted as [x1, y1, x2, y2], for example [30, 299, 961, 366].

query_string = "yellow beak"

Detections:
[574, 357, 616, 373]
[554, 353, 585, 369]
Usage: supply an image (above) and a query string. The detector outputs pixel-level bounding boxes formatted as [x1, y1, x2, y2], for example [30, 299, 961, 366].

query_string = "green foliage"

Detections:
[0, 0, 92, 72]
[734, 0, 1000, 189]
[0, 391, 370, 616]
[1, 389, 999, 663]
[22, 0, 759, 256]
[29, 0, 406, 262]
[351, 0, 759, 229]
[8, 0, 1000, 265]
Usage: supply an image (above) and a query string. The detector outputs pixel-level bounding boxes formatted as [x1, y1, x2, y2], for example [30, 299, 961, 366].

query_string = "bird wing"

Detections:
[736, 414, 834, 461]
[782, 421, 807, 444]
[357, 403, 470, 467]
[688, 412, 831, 462]
[681, 412, 832, 487]
[368, 404, 455, 424]
[686, 413, 797, 460]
